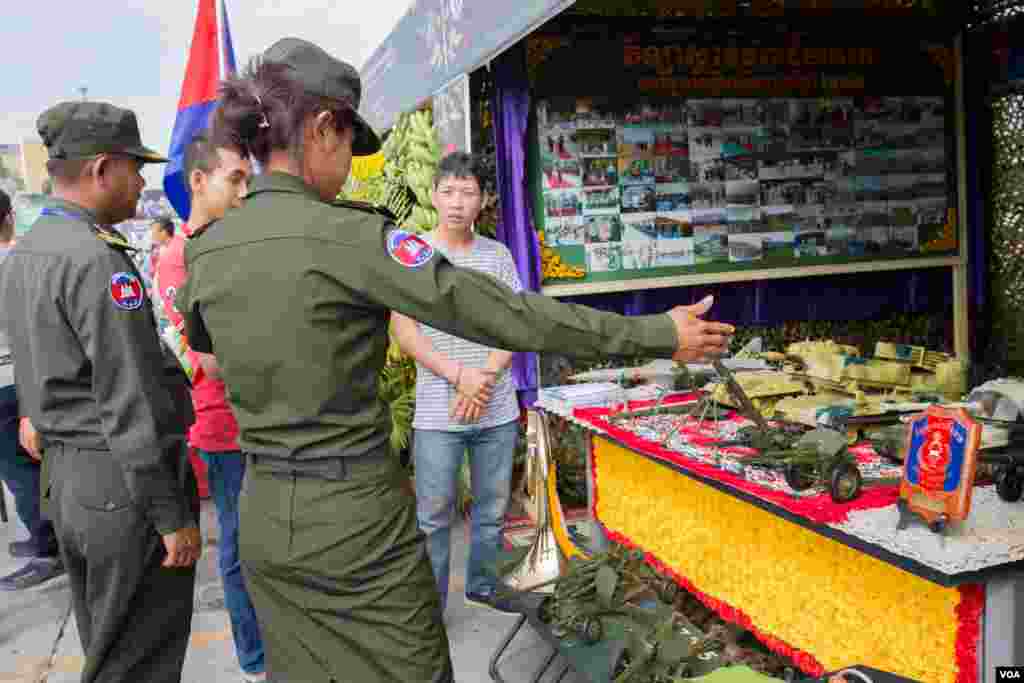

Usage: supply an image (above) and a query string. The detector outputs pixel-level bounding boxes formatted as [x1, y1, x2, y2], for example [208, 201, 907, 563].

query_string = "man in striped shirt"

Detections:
[391, 152, 521, 613]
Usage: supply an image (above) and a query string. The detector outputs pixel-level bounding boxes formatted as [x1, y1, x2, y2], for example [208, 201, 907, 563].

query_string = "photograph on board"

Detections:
[546, 216, 585, 246]
[620, 212, 657, 241]
[542, 156, 583, 190]
[582, 156, 619, 187]
[655, 182, 691, 212]
[618, 155, 656, 186]
[690, 182, 728, 210]
[727, 230, 764, 263]
[620, 182, 657, 214]
[723, 157, 759, 182]
[544, 189, 582, 218]
[622, 240, 658, 270]
[655, 212, 693, 240]
[693, 223, 729, 264]
[654, 154, 690, 184]
[586, 242, 623, 272]
[655, 238, 695, 268]
[585, 214, 624, 244]
[726, 180, 760, 207]
[688, 129, 723, 161]
[582, 185, 621, 214]
[577, 128, 617, 157]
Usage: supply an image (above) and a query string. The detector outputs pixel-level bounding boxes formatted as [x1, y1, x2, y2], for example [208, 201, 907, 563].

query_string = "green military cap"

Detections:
[37, 101, 168, 163]
[262, 37, 382, 156]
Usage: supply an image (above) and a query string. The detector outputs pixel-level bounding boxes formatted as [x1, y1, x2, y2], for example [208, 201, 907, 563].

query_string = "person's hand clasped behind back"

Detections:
[669, 295, 735, 363]
[162, 526, 203, 568]
[19, 417, 41, 460]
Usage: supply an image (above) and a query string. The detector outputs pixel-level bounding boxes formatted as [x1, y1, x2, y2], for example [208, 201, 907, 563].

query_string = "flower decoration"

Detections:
[591, 437, 981, 683]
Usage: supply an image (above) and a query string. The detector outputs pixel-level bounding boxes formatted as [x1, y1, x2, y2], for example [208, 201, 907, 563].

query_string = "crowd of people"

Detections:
[0, 36, 733, 683]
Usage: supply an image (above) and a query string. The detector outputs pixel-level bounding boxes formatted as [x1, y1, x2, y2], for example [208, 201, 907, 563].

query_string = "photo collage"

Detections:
[537, 95, 950, 277]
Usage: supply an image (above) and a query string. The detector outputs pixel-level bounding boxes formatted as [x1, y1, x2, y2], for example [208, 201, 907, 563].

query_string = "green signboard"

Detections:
[531, 23, 959, 293]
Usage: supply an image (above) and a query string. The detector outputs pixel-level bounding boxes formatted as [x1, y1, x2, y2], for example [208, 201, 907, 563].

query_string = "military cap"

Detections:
[37, 101, 168, 163]
[262, 37, 382, 156]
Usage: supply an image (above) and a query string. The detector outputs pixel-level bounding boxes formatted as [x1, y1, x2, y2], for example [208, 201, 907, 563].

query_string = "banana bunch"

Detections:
[401, 110, 441, 212]
[373, 109, 442, 234]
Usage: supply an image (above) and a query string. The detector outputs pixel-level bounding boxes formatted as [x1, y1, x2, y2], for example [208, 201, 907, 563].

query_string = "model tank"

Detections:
[707, 370, 807, 419]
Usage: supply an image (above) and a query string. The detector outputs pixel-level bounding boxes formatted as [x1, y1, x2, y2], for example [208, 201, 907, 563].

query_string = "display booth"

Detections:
[358, 3, 1019, 683]
[537, 391, 1024, 683]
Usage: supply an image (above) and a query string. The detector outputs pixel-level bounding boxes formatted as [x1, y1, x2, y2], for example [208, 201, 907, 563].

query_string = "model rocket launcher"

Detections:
[896, 405, 982, 534]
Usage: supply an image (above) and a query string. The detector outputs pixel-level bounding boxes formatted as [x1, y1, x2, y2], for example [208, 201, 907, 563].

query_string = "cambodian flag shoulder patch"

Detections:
[386, 229, 434, 268]
[110, 272, 144, 310]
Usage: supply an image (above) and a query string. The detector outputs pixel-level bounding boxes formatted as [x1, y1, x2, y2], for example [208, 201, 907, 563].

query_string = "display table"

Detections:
[536, 392, 1024, 683]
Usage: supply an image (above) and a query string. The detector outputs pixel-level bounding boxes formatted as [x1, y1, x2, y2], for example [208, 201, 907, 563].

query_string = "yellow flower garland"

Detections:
[593, 437, 962, 683]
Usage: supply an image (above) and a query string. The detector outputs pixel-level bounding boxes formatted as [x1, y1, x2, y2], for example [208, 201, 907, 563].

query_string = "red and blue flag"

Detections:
[163, 0, 237, 221]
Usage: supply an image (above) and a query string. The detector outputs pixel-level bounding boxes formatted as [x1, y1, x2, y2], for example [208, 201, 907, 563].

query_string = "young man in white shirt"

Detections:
[391, 153, 521, 613]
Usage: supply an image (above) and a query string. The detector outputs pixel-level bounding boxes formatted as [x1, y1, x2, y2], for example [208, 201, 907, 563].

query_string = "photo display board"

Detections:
[532, 24, 958, 290]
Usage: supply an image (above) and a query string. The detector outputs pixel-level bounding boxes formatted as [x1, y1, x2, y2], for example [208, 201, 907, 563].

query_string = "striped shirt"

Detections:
[412, 233, 522, 431]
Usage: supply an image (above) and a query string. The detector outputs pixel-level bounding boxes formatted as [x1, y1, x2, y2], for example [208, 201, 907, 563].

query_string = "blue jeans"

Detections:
[413, 420, 518, 609]
[200, 451, 265, 676]
[0, 385, 57, 557]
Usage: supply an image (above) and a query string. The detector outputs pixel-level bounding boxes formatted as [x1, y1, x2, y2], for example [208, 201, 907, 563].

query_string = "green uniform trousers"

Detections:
[240, 451, 453, 683]
[49, 442, 198, 683]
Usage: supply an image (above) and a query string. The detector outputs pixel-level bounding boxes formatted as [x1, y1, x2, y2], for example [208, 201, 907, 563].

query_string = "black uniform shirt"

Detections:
[0, 198, 193, 534]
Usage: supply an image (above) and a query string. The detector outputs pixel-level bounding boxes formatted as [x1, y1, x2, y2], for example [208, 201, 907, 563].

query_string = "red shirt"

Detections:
[157, 226, 240, 453]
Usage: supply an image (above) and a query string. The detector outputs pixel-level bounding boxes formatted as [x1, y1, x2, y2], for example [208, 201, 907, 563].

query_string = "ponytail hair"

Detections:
[211, 58, 356, 167]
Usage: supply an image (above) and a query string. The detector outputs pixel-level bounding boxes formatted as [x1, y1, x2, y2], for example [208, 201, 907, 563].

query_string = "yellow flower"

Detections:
[592, 437, 964, 683]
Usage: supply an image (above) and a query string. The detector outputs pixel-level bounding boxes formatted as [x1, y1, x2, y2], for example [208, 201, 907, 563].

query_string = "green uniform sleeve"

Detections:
[349, 221, 679, 361]
[67, 249, 193, 535]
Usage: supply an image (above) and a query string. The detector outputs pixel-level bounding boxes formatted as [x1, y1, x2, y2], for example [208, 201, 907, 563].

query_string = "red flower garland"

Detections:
[575, 394, 899, 525]
[955, 583, 984, 683]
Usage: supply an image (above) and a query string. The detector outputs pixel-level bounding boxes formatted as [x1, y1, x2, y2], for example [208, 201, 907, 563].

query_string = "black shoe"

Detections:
[8, 540, 57, 559]
[465, 590, 520, 614]
[0, 558, 66, 591]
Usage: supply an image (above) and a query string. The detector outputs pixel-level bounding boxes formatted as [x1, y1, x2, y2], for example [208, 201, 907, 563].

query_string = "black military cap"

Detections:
[36, 101, 168, 163]
[263, 37, 382, 156]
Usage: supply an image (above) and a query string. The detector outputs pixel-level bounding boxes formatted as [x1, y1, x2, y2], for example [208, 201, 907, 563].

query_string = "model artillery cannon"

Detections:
[714, 422, 806, 452]
[535, 547, 663, 644]
[612, 604, 723, 682]
[711, 360, 863, 502]
[970, 415, 1024, 503]
[745, 427, 863, 503]
[531, 546, 725, 682]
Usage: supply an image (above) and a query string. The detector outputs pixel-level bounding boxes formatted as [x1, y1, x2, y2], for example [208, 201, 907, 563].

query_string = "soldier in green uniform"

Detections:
[0, 102, 201, 683]
[177, 37, 735, 683]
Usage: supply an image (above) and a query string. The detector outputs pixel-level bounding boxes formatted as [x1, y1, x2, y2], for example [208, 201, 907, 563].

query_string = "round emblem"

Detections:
[110, 272, 144, 310]
[386, 229, 434, 268]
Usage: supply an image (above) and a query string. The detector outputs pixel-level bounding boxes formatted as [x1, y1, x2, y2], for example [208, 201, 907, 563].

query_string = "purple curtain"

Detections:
[557, 269, 950, 326]
[965, 31, 990, 357]
[492, 43, 543, 407]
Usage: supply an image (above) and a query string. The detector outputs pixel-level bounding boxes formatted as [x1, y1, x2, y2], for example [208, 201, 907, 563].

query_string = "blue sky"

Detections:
[1, 1, 411, 185]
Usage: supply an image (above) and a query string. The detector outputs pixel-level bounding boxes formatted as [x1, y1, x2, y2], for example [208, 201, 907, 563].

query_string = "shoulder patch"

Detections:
[110, 272, 145, 310]
[386, 229, 435, 268]
[95, 228, 136, 252]
[333, 199, 398, 222]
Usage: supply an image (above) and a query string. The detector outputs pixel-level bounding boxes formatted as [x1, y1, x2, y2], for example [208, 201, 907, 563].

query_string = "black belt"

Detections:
[248, 450, 392, 481]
